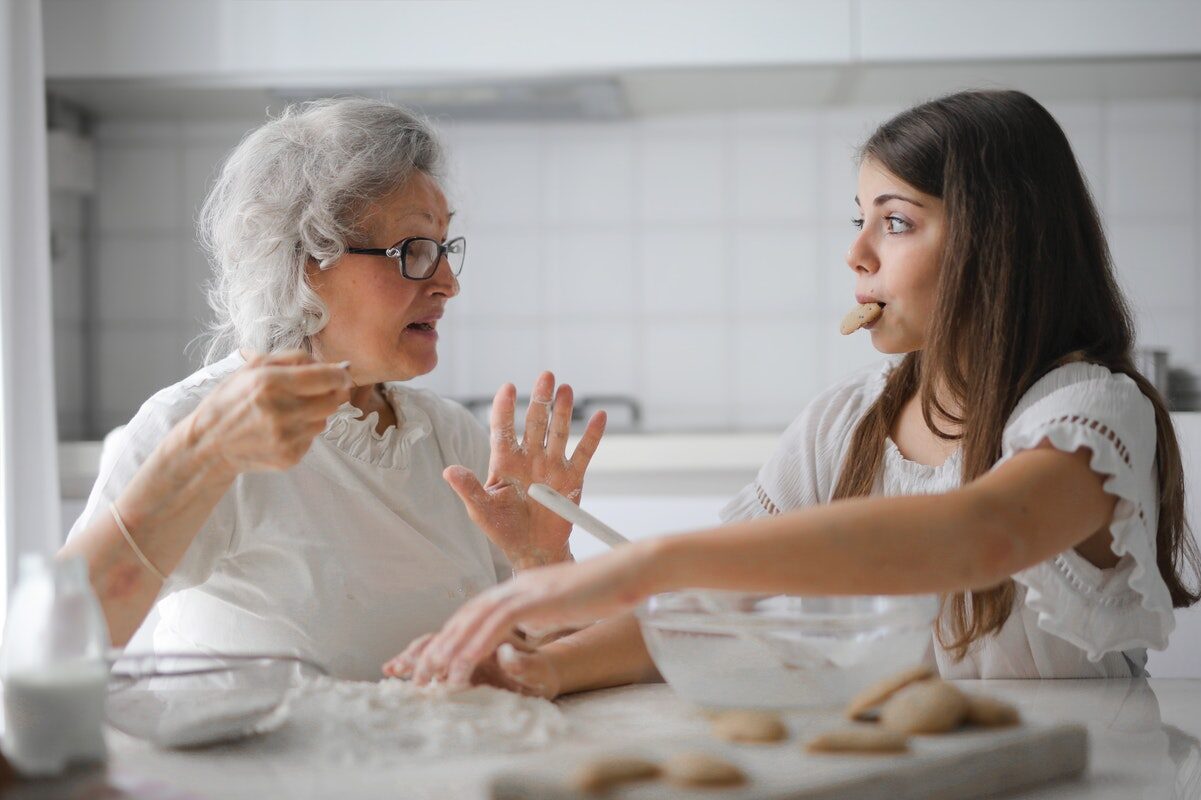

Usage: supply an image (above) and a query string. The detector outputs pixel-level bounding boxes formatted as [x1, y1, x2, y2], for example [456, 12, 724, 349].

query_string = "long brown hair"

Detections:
[831, 90, 1200, 659]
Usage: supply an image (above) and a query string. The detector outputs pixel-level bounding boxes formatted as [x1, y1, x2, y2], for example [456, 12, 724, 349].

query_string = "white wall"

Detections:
[54, 96, 1201, 436]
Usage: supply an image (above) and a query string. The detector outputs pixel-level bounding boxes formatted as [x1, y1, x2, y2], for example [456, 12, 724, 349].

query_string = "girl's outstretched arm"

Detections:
[398, 441, 1116, 686]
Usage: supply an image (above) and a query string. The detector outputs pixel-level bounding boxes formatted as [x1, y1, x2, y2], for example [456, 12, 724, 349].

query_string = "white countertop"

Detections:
[57, 433, 783, 498]
[9, 679, 1199, 799]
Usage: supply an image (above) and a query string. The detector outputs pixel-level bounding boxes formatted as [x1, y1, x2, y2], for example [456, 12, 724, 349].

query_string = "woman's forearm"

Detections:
[540, 612, 661, 697]
[650, 488, 1016, 599]
[58, 414, 236, 646]
[647, 446, 1118, 600]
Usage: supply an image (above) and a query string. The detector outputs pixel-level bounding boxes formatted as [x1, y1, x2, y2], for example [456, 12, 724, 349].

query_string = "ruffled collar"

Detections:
[884, 437, 962, 478]
[322, 383, 433, 470]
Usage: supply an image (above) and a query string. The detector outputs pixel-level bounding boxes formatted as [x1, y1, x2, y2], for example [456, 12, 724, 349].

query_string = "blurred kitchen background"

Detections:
[13, 1, 1201, 673]
[41, 1, 1201, 440]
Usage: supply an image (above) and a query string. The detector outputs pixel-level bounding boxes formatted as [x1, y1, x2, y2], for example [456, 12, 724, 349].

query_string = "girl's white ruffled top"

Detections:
[722, 358, 1175, 678]
[68, 352, 506, 680]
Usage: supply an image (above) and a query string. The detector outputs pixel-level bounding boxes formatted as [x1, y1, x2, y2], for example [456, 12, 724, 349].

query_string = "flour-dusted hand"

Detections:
[392, 541, 661, 688]
[444, 371, 606, 570]
[184, 350, 353, 477]
[383, 630, 562, 699]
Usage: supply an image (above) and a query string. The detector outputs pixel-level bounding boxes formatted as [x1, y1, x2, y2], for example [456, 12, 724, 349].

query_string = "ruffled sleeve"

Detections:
[720, 360, 893, 523]
[997, 362, 1175, 660]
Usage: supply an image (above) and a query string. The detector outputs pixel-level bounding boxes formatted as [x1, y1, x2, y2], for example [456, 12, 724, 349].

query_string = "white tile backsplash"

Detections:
[641, 228, 726, 316]
[182, 143, 231, 223]
[1109, 223, 1197, 310]
[733, 319, 823, 428]
[1105, 127, 1196, 220]
[732, 227, 822, 315]
[51, 230, 87, 324]
[641, 321, 731, 429]
[96, 236, 185, 324]
[545, 321, 638, 398]
[449, 126, 543, 227]
[95, 145, 182, 234]
[639, 136, 726, 223]
[545, 230, 639, 317]
[733, 133, 819, 221]
[52, 96, 1201, 436]
[541, 127, 635, 225]
[455, 321, 547, 399]
[457, 230, 543, 317]
[96, 324, 188, 426]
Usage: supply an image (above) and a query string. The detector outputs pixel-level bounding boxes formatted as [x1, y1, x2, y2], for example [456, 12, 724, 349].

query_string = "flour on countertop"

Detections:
[281, 677, 568, 765]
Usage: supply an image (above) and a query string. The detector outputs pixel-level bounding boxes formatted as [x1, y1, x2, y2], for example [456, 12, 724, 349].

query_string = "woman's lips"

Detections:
[403, 321, 439, 340]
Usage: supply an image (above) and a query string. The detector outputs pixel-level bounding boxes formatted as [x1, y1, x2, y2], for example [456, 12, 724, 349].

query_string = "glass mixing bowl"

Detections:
[105, 652, 327, 748]
[636, 591, 938, 709]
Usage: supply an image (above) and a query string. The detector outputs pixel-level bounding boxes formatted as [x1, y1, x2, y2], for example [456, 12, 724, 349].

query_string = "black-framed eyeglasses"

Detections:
[346, 236, 466, 280]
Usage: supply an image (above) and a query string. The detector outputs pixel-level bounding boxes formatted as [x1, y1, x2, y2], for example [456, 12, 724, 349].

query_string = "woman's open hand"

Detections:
[444, 372, 606, 570]
[185, 350, 353, 477]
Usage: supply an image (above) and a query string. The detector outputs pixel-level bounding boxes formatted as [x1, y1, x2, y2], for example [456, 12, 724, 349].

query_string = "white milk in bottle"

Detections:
[1, 554, 110, 775]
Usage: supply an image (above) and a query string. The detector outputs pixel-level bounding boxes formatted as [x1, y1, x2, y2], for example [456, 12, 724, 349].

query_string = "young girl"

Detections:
[385, 90, 1201, 693]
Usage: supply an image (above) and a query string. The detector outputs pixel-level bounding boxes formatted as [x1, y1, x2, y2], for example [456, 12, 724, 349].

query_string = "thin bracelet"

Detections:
[109, 501, 166, 582]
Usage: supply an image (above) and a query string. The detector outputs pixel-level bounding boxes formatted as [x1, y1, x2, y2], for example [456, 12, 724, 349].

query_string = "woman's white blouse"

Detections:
[67, 353, 507, 680]
[720, 358, 1176, 678]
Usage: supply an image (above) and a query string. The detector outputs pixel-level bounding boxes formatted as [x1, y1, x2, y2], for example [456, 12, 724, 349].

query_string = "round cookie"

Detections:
[839, 302, 884, 335]
[711, 710, 788, 743]
[845, 664, 937, 721]
[662, 752, 746, 788]
[570, 756, 659, 793]
[806, 727, 910, 755]
[965, 694, 1021, 728]
[880, 680, 970, 735]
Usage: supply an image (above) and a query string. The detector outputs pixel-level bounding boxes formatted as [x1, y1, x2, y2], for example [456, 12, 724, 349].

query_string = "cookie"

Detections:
[839, 302, 884, 335]
[570, 756, 659, 793]
[879, 680, 970, 735]
[661, 752, 746, 788]
[711, 710, 788, 743]
[805, 727, 910, 754]
[845, 664, 937, 721]
[965, 695, 1021, 728]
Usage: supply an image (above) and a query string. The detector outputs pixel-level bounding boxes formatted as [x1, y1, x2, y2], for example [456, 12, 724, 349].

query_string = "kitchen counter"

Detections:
[10, 679, 1199, 799]
[60, 413, 1201, 497]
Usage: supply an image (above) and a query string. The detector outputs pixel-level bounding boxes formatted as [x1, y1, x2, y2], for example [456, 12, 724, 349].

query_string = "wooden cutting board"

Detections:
[490, 722, 1087, 800]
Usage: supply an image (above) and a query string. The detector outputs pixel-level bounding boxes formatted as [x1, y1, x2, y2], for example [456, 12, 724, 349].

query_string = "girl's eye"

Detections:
[851, 217, 864, 230]
[885, 216, 912, 234]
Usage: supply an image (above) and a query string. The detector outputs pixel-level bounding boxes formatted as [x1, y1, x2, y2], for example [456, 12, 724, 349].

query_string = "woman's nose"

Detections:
[845, 232, 878, 275]
[427, 256, 460, 298]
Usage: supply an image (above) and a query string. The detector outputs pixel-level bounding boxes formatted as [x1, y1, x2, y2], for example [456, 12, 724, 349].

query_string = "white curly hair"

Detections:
[198, 96, 446, 364]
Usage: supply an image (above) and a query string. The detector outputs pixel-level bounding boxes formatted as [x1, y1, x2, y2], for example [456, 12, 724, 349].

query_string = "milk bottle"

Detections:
[1, 554, 110, 775]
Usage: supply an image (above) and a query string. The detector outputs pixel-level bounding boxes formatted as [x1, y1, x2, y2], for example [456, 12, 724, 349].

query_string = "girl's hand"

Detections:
[185, 350, 353, 477]
[395, 542, 661, 688]
[383, 632, 562, 700]
[444, 372, 606, 570]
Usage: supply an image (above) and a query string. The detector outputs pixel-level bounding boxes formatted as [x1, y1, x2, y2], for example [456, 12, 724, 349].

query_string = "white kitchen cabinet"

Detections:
[858, 0, 1201, 62]
[42, 0, 853, 81]
[42, 0, 1201, 84]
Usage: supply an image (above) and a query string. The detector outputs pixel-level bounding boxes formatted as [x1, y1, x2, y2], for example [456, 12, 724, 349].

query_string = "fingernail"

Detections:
[336, 360, 351, 369]
[498, 645, 523, 671]
[447, 661, 471, 688]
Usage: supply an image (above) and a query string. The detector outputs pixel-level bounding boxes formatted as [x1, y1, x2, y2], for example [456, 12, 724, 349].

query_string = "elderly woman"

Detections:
[60, 98, 605, 680]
